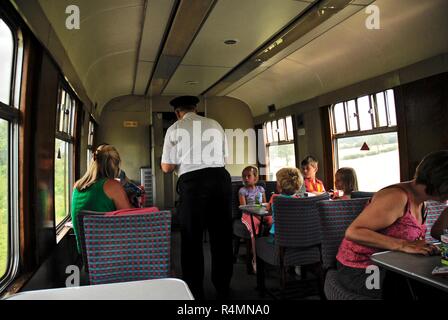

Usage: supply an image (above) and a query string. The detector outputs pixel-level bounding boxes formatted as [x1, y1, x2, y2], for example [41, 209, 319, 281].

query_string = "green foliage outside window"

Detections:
[55, 139, 69, 226]
[0, 119, 9, 277]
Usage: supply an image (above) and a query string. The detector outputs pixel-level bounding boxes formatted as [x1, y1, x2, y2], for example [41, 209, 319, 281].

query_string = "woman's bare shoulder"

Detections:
[370, 185, 408, 207]
[103, 179, 124, 194]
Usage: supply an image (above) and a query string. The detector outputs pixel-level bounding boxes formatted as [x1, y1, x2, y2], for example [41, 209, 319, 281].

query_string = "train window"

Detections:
[0, 19, 13, 105]
[266, 122, 273, 143]
[87, 119, 95, 164]
[346, 100, 358, 132]
[264, 116, 296, 179]
[333, 103, 346, 134]
[286, 116, 294, 140]
[376, 93, 388, 127]
[0, 119, 9, 279]
[54, 139, 72, 226]
[357, 96, 373, 131]
[0, 16, 21, 288]
[385, 90, 397, 126]
[331, 90, 399, 192]
[55, 86, 77, 226]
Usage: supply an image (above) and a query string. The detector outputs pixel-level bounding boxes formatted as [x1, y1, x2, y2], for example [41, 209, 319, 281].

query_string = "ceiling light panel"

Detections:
[163, 0, 312, 95]
[148, 0, 216, 96]
[134, 0, 175, 95]
[163, 65, 231, 96]
[183, 0, 312, 66]
[219, 3, 370, 96]
[229, 0, 448, 116]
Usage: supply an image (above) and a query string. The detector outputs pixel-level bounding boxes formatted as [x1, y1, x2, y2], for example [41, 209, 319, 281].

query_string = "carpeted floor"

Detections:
[171, 230, 322, 300]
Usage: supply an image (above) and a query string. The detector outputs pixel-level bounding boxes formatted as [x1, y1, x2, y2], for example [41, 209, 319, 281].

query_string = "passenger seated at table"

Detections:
[301, 155, 326, 194]
[332, 167, 359, 200]
[431, 207, 448, 240]
[239, 166, 273, 274]
[268, 167, 306, 238]
[267, 167, 307, 277]
[336, 150, 448, 299]
[71, 145, 132, 253]
[94, 143, 144, 207]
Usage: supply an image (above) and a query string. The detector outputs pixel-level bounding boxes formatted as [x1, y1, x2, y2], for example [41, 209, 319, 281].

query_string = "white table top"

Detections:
[371, 251, 448, 293]
[5, 278, 194, 300]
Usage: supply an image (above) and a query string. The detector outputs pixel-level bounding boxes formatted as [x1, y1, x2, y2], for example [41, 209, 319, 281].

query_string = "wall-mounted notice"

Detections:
[124, 121, 139, 128]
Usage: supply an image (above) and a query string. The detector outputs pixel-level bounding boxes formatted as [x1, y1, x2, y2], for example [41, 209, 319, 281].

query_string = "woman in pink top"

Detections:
[336, 150, 448, 298]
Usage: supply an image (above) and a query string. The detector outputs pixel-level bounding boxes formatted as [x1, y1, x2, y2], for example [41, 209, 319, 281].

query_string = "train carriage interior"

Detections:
[0, 0, 448, 301]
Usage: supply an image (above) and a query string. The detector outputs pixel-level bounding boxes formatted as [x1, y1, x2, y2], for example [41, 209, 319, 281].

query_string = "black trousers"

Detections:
[177, 167, 233, 299]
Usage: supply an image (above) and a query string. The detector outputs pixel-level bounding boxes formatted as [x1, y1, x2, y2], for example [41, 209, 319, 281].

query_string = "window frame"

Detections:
[54, 83, 79, 230]
[330, 89, 400, 189]
[331, 91, 398, 141]
[87, 117, 96, 164]
[263, 116, 296, 180]
[0, 11, 22, 292]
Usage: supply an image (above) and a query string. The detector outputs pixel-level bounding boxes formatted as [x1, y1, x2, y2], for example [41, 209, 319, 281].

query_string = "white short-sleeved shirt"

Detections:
[161, 112, 227, 177]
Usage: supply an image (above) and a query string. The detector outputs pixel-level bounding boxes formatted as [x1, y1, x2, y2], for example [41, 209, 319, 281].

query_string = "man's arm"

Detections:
[161, 126, 178, 173]
[161, 163, 176, 173]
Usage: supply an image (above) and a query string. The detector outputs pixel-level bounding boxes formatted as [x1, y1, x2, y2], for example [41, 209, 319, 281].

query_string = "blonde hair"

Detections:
[335, 167, 358, 195]
[75, 145, 121, 191]
[276, 168, 304, 195]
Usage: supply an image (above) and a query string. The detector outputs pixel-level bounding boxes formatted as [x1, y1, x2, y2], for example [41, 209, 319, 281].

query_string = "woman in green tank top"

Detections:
[71, 144, 132, 252]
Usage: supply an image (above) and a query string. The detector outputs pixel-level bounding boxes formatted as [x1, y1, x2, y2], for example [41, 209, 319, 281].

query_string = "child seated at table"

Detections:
[301, 156, 326, 194]
[332, 167, 359, 200]
[267, 167, 306, 277]
[239, 166, 273, 274]
[268, 167, 306, 237]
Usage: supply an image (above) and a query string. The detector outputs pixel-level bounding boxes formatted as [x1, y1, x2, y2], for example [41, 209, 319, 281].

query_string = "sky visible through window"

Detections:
[0, 19, 13, 105]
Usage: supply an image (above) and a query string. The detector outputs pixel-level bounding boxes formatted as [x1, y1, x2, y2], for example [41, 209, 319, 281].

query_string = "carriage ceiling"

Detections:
[36, 0, 448, 116]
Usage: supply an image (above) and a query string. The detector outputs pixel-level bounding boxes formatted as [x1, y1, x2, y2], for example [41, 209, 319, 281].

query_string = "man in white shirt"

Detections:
[161, 96, 233, 300]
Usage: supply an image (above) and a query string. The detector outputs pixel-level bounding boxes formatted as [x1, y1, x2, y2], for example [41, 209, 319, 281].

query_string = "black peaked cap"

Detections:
[169, 95, 200, 108]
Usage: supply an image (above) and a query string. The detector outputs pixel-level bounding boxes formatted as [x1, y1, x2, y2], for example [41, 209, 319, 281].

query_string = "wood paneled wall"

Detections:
[30, 51, 59, 264]
[395, 72, 448, 180]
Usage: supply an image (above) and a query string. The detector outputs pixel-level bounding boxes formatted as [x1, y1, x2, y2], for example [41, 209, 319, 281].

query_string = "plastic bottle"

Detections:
[441, 229, 448, 266]
[256, 192, 263, 205]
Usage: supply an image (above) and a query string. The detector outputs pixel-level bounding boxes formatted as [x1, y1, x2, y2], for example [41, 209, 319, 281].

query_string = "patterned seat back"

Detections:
[79, 210, 171, 285]
[274, 193, 330, 248]
[425, 201, 448, 242]
[317, 198, 369, 270]
[351, 191, 375, 199]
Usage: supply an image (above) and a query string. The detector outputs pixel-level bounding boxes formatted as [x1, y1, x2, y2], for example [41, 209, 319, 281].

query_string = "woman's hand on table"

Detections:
[399, 239, 440, 256]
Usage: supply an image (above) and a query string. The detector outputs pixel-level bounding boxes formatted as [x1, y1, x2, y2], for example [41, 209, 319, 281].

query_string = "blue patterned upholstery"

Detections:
[256, 193, 330, 266]
[317, 198, 373, 300]
[425, 200, 448, 242]
[317, 198, 369, 270]
[351, 191, 375, 199]
[275, 193, 329, 248]
[78, 210, 171, 285]
[256, 236, 321, 266]
[256, 193, 330, 297]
